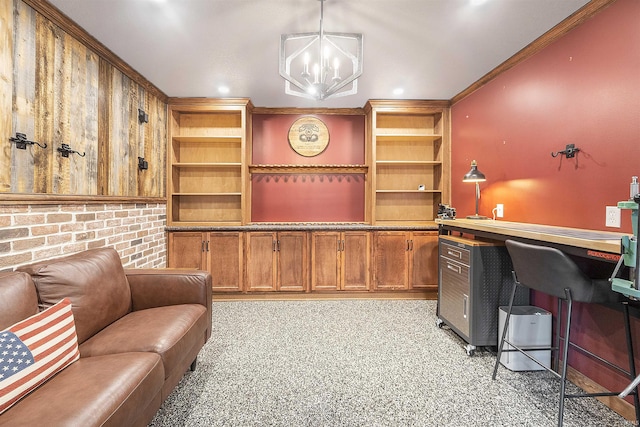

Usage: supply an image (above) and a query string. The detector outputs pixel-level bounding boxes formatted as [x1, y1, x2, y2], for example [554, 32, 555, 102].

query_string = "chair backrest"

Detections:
[505, 240, 603, 303]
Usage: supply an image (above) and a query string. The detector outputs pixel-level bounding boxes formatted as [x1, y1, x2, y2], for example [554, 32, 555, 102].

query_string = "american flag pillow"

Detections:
[0, 297, 80, 414]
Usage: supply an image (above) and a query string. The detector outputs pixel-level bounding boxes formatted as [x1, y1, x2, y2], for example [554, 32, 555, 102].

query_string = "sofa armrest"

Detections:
[125, 269, 212, 340]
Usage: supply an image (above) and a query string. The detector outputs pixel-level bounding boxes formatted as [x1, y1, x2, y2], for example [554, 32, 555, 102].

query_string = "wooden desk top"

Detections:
[435, 218, 628, 255]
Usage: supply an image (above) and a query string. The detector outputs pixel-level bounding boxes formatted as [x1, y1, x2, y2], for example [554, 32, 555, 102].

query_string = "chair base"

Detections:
[493, 282, 640, 426]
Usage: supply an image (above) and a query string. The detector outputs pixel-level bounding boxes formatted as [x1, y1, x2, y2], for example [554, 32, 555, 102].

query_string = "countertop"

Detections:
[435, 218, 627, 255]
[166, 222, 440, 232]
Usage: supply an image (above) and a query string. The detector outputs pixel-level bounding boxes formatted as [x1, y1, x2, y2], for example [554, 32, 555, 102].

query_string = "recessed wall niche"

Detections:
[251, 114, 366, 223]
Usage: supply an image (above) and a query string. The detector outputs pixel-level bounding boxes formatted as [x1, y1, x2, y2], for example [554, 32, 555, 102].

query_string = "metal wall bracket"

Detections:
[138, 156, 148, 170]
[9, 133, 47, 150]
[57, 143, 85, 158]
[551, 143, 580, 159]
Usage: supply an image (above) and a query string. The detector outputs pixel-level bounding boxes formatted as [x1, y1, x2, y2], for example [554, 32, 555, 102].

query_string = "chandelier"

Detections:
[279, 0, 363, 101]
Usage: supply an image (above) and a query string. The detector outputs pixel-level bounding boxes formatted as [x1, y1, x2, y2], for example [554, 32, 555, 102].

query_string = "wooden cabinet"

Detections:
[311, 231, 370, 291]
[366, 100, 450, 225]
[373, 231, 438, 291]
[165, 99, 449, 296]
[167, 99, 252, 226]
[245, 232, 308, 292]
[167, 231, 243, 292]
[168, 232, 206, 269]
[208, 232, 244, 292]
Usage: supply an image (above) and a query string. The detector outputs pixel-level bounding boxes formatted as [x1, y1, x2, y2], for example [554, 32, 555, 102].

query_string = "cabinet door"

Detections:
[167, 232, 206, 269]
[342, 231, 370, 291]
[277, 232, 308, 292]
[409, 231, 439, 290]
[311, 232, 341, 291]
[373, 232, 409, 290]
[208, 232, 243, 292]
[246, 232, 277, 291]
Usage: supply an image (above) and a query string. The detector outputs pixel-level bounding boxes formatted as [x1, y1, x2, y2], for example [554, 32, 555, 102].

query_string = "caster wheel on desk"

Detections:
[465, 344, 476, 357]
[436, 318, 445, 329]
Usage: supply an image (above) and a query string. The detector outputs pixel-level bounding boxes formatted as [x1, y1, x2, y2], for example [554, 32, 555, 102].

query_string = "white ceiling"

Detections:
[48, 0, 590, 108]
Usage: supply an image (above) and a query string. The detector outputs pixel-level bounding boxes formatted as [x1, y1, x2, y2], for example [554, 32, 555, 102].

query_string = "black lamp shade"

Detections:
[463, 160, 486, 182]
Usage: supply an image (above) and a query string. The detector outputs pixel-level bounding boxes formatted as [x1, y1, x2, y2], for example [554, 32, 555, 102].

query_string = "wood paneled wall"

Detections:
[1, 0, 167, 197]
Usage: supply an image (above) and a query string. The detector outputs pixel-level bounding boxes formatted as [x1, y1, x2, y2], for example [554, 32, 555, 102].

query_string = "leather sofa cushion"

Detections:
[0, 352, 164, 427]
[0, 272, 38, 330]
[18, 248, 132, 344]
[79, 304, 208, 380]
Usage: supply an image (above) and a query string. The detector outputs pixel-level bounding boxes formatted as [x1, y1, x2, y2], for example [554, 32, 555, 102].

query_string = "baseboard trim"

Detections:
[567, 366, 636, 422]
[213, 290, 436, 301]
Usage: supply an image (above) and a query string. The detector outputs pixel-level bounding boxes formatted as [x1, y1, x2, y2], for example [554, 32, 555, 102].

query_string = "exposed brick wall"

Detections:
[0, 202, 167, 271]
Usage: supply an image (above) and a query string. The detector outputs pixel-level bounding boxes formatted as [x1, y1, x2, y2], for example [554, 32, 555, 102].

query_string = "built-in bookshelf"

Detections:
[367, 100, 450, 225]
[167, 99, 252, 226]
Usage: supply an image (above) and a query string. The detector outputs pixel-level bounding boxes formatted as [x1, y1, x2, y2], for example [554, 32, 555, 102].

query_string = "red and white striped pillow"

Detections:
[0, 298, 80, 414]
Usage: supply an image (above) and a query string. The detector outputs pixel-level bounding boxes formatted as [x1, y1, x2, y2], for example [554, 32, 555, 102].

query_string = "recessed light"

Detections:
[218, 86, 230, 95]
[393, 88, 404, 96]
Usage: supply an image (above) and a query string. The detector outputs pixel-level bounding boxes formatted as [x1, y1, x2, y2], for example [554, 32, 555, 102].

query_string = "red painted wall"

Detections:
[251, 114, 365, 222]
[452, 0, 640, 232]
[451, 0, 640, 401]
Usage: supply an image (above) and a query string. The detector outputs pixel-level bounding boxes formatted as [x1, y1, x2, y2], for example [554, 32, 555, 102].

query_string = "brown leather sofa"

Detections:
[0, 247, 212, 426]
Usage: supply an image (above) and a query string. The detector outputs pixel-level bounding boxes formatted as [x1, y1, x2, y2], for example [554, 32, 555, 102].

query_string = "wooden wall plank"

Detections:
[64, 34, 98, 194]
[10, 0, 37, 193]
[109, 67, 132, 196]
[98, 57, 112, 195]
[127, 79, 139, 195]
[7, 1, 167, 198]
[34, 12, 55, 193]
[0, 0, 14, 192]
[140, 92, 167, 197]
[53, 20, 70, 194]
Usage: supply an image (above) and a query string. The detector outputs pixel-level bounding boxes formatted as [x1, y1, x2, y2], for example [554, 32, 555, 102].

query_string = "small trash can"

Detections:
[498, 306, 552, 371]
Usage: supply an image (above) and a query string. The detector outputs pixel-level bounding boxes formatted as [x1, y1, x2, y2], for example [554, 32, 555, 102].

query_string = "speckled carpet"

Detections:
[149, 300, 632, 426]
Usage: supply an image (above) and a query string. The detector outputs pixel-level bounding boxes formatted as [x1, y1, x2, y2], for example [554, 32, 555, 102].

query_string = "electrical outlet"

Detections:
[496, 204, 504, 218]
[606, 206, 621, 228]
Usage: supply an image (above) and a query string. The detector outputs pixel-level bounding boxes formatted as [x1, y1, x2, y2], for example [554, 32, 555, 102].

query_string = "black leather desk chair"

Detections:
[493, 239, 640, 426]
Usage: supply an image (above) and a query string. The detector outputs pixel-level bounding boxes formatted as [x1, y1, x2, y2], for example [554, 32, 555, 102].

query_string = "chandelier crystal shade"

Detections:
[279, 0, 363, 101]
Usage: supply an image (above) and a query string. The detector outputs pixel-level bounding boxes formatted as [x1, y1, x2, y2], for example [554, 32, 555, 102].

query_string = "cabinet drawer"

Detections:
[440, 257, 469, 284]
[440, 242, 470, 265]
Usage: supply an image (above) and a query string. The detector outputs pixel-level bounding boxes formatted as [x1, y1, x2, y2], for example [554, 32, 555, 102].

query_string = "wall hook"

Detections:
[551, 143, 580, 159]
[9, 133, 47, 150]
[138, 156, 148, 170]
[138, 109, 149, 124]
[57, 143, 85, 158]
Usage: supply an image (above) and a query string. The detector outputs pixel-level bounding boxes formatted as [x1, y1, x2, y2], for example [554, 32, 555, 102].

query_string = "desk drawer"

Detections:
[440, 257, 471, 337]
[441, 242, 470, 265]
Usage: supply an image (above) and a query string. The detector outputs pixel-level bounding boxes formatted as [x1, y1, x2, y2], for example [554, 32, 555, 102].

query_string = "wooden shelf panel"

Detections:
[172, 139, 241, 163]
[375, 139, 442, 162]
[171, 194, 242, 223]
[376, 161, 441, 165]
[172, 192, 242, 196]
[375, 192, 441, 222]
[376, 163, 441, 192]
[376, 190, 441, 193]
[172, 167, 241, 193]
[172, 136, 242, 142]
[375, 111, 443, 135]
[173, 111, 243, 137]
[173, 163, 242, 168]
[249, 164, 368, 174]
[374, 132, 442, 140]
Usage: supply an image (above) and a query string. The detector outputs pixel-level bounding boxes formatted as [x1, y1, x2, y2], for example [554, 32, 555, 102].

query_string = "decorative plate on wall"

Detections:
[288, 116, 330, 157]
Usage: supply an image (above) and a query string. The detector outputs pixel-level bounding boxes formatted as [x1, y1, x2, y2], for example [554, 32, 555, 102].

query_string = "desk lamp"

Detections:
[463, 160, 488, 219]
